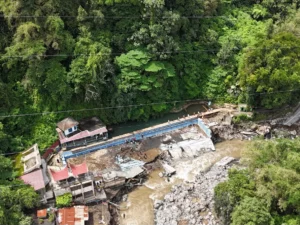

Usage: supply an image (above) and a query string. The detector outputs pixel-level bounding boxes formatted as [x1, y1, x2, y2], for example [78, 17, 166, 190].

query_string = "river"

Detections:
[118, 140, 249, 225]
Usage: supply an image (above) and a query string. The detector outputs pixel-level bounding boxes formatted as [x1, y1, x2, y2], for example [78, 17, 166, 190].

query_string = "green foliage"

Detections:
[0, 0, 299, 154]
[214, 169, 255, 225]
[239, 32, 300, 108]
[215, 139, 300, 225]
[48, 212, 55, 222]
[232, 114, 251, 124]
[232, 197, 274, 225]
[0, 155, 13, 180]
[116, 49, 176, 92]
[0, 157, 39, 225]
[56, 193, 73, 208]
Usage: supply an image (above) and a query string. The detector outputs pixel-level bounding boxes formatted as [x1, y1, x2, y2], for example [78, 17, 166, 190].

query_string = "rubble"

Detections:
[162, 163, 176, 176]
[160, 138, 215, 161]
[154, 158, 237, 225]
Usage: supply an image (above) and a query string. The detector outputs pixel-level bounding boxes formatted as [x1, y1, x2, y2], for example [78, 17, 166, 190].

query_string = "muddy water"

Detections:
[118, 140, 249, 225]
[119, 170, 181, 225]
[175, 139, 249, 181]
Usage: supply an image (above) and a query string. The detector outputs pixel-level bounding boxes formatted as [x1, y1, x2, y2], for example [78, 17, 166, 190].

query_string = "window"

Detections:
[68, 128, 73, 133]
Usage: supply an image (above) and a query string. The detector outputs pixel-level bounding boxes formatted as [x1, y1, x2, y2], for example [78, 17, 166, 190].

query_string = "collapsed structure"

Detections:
[49, 162, 106, 204]
[20, 113, 216, 224]
[56, 117, 108, 150]
[20, 144, 52, 204]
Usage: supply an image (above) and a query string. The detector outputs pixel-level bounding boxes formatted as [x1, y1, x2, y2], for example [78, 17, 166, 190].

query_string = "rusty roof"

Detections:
[58, 206, 88, 225]
[57, 117, 79, 131]
[37, 209, 47, 218]
[79, 117, 105, 131]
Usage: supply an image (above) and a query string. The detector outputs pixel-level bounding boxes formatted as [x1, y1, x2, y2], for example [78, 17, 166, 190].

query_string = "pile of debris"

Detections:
[154, 157, 236, 225]
[211, 123, 272, 141]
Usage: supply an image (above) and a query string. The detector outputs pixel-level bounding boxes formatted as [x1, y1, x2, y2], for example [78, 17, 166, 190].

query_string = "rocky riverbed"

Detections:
[154, 157, 237, 225]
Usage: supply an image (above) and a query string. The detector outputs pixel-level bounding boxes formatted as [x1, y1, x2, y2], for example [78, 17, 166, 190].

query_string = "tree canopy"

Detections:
[0, 0, 299, 153]
[0, 156, 39, 225]
[214, 139, 300, 225]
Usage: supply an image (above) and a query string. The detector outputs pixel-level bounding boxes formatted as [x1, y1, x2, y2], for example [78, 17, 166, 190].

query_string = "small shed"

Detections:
[37, 209, 47, 219]
[57, 117, 79, 136]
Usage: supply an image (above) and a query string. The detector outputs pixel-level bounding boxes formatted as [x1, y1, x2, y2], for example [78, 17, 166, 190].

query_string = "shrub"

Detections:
[56, 193, 72, 208]
[232, 114, 251, 124]
[48, 212, 55, 222]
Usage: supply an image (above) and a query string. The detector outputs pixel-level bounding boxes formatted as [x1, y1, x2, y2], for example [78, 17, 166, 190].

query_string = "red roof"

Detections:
[50, 166, 69, 181]
[42, 140, 60, 160]
[57, 127, 108, 144]
[58, 206, 88, 225]
[37, 209, 47, 218]
[69, 162, 88, 177]
[20, 169, 45, 190]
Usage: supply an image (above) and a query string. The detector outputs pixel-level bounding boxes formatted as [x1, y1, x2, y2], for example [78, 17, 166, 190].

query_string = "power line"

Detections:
[248, 89, 300, 96]
[1, 89, 300, 156]
[0, 49, 218, 58]
[1, 46, 299, 58]
[0, 98, 207, 118]
[1, 88, 300, 119]
[0, 15, 228, 19]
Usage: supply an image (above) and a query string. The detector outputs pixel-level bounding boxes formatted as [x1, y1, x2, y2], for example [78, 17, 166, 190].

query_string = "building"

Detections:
[56, 117, 108, 150]
[20, 144, 53, 204]
[20, 169, 49, 203]
[34, 209, 56, 225]
[42, 140, 61, 163]
[49, 162, 106, 204]
[57, 206, 88, 225]
[21, 143, 42, 174]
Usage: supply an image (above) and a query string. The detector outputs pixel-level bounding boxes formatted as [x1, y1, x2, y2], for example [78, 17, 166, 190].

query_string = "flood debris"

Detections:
[154, 157, 237, 225]
[162, 163, 176, 177]
[115, 155, 145, 171]
[47, 117, 217, 225]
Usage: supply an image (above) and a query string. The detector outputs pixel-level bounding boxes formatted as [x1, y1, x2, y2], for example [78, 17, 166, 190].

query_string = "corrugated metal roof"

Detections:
[50, 166, 69, 181]
[42, 140, 60, 160]
[58, 127, 108, 144]
[20, 168, 45, 190]
[69, 162, 88, 177]
[37, 209, 47, 218]
[58, 206, 88, 225]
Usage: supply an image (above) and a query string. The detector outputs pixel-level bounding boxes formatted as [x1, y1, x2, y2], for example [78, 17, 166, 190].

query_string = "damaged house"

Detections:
[49, 162, 106, 204]
[56, 117, 108, 150]
[20, 144, 53, 204]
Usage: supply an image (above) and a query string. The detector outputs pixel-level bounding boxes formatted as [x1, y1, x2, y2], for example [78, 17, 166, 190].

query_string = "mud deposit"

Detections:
[117, 140, 248, 225]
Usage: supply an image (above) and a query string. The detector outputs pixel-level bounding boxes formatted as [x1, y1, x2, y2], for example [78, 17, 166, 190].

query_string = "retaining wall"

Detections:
[62, 117, 211, 164]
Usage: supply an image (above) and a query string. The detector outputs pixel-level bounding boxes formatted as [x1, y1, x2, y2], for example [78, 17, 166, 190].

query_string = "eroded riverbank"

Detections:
[116, 140, 248, 225]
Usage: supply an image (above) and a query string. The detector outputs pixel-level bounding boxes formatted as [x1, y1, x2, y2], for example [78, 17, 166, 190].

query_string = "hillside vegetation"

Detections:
[215, 139, 300, 225]
[1, 0, 300, 151]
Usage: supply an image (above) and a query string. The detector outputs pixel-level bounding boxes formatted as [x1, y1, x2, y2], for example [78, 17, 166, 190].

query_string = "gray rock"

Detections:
[154, 160, 235, 225]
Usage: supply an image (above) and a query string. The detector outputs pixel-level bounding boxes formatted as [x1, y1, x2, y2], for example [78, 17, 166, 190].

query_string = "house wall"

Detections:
[65, 134, 108, 150]
[64, 125, 78, 136]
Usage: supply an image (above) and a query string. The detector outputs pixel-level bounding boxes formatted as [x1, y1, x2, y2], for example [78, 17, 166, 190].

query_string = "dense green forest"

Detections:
[1, 0, 300, 152]
[214, 139, 300, 225]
